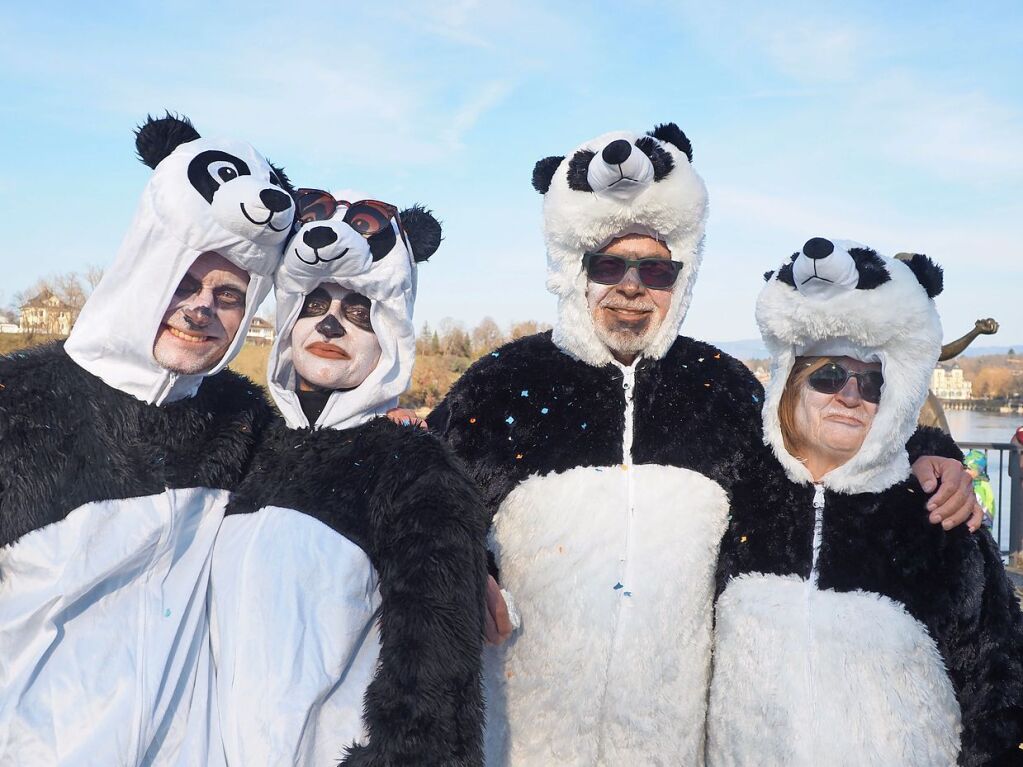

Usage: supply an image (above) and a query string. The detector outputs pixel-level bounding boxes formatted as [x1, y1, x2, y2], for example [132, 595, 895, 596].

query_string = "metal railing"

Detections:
[957, 441, 1022, 555]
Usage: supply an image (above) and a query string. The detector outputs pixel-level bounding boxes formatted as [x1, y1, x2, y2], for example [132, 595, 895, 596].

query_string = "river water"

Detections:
[944, 409, 1022, 552]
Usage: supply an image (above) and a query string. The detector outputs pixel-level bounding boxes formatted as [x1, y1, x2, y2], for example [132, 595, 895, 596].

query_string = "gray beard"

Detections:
[592, 316, 659, 358]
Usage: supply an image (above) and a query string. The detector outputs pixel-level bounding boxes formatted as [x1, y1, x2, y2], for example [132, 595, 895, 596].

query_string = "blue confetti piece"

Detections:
[520, 390, 529, 397]
[613, 582, 623, 590]
[164, 608, 172, 617]
[581, 422, 587, 430]
[752, 394, 760, 402]
[623, 591, 633, 598]
[540, 407, 549, 415]
[505, 416, 515, 425]
[491, 352, 500, 357]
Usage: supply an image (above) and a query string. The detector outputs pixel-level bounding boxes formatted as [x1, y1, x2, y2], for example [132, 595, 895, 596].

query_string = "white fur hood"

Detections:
[531, 122, 709, 367]
[756, 238, 944, 493]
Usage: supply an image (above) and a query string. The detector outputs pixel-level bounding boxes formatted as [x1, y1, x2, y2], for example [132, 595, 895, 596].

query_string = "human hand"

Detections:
[384, 408, 428, 429]
[911, 455, 982, 532]
[484, 575, 514, 645]
[975, 318, 999, 335]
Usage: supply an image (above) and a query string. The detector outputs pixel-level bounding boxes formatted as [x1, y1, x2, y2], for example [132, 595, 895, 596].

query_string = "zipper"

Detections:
[805, 483, 825, 763]
[595, 362, 638, 761]
[809, 483, 825, 586]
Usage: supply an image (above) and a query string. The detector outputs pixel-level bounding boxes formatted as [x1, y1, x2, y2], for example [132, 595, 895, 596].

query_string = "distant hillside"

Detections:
[713, 339, 1023, 361]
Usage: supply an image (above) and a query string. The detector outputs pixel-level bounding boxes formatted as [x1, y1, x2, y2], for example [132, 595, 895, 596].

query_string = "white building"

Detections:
[931, 366, 973, 400]
[246, 316, 275, 344]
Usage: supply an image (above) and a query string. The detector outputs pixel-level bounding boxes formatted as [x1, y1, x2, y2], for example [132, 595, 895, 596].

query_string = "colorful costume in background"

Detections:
[0, 115, 291, 765]
[215, 199, 488, 765]
[964, 448, 996, 527]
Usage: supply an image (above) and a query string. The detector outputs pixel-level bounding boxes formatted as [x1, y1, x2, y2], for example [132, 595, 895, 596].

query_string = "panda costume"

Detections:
[429, 124, 962, 766]
[708, 239, 1023, 766]
[0, 114, 291, 765]
[215, 197, 488, 765]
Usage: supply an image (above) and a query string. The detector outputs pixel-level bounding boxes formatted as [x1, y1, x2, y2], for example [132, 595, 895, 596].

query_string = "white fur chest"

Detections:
[707, 573, 962, 767]
[484, 463, 729, 766]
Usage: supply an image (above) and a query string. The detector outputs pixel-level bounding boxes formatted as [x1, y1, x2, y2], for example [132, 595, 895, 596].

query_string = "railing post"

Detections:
[1009, 444, 1023, 555]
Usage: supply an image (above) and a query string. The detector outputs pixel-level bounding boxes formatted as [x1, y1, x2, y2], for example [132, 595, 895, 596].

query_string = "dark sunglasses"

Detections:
[295, 188, 401, 238]
[806, 362, 884, 404]
[582, 252, 683, 290]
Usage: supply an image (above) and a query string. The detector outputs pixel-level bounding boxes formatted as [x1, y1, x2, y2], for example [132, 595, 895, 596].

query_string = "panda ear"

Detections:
[400, 205, 442, 262]
[532, 155, 564, 194]
[648, 123, 693, 162]
[763, 270, 775, 282]
[135, 112, 201, 169]
[903, 253, 944, 298]
[268, 162, 296, 198]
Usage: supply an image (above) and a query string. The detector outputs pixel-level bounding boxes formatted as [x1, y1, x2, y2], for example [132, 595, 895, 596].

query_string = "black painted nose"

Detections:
[315, 314, 346, 339]
[803, 237, 835, 260]
[260, 188, 293, 213]
[303, 225, 338, 250]
[601, 139, 632, 166]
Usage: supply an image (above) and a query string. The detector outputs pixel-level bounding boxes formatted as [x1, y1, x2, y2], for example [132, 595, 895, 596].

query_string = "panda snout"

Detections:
[260, 188, 293, 214]
[303, 225, 339, 250]
[601, 139, 633, 166]
[803, 237, 835, 260]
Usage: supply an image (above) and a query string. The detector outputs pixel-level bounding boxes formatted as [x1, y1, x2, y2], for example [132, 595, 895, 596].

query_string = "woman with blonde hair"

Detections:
[708, 238, 1023, 766]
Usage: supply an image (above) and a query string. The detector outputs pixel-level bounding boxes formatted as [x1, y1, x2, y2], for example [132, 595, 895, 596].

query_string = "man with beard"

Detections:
[0, 113, 292, 765]
[428, 123, 978, 765]
[212, 192, 487, 765]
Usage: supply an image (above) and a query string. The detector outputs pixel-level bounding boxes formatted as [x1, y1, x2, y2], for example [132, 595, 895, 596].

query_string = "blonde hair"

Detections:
[778, 356, 832, 459]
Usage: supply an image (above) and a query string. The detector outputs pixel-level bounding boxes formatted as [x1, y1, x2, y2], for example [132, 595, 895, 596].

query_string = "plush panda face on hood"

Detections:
[64, 113, 294, 405]
[268, 194, 441, 430]
[531, 122, 708, 367]
[757, 237, 945, 493]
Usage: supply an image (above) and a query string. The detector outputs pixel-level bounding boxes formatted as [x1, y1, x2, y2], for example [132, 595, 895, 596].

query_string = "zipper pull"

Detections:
[621, 367, 635, 393]
[812, 483, 825, 509]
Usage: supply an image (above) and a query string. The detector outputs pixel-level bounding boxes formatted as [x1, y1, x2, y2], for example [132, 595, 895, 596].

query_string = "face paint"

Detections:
[291, 282, 381, 392]
[152, 251, 250, 375]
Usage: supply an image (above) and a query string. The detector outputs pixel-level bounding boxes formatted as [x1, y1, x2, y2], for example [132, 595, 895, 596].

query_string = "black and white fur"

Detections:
[0, 113, 288, 766]
[210, 197, 487, 766]
[709, 238, 1023, 766]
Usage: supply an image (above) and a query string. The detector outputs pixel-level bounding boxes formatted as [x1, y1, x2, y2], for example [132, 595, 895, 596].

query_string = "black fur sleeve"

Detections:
[906, 425, 965, 463]
[340, 430, 487, 767]
[936, 529, 1023, 765]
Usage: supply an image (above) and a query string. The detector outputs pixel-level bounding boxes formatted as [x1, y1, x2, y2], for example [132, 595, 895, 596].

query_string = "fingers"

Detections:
[484, 575, 513, 645]
[911, 457, 940, 494]
[929, 469, 977, 530]
[967, 500, 983, 533]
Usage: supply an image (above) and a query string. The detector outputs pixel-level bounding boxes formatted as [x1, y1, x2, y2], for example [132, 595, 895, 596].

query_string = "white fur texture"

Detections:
[483, 464, 729, 765]
[542, 129, 709, 367]
[707, 573, 962, 766]
[756, 243, 943, 493]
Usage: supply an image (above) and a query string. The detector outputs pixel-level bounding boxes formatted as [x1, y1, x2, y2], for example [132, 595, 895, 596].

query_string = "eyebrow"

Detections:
[342, 292, 371, 307]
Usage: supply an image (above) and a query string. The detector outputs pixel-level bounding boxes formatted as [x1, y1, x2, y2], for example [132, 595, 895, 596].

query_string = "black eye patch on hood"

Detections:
[848, 247, 891, 290]
[566, 149, 596, 192]
[187, 150, 252, 203]
[635, 136, 675, 181]
[776, 252, 799, 288]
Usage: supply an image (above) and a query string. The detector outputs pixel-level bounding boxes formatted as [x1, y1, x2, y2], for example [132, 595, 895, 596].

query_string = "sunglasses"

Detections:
[295, 188, 401, 238]
[582, 252, 683, 290]
[806, 362, 884, 404]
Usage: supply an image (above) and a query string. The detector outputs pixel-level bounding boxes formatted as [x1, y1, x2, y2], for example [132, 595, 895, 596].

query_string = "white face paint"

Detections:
[290, 282, 381, 392]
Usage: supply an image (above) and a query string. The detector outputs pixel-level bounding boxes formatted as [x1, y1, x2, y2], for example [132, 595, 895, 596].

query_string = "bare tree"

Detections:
[471, 317, 505, 355]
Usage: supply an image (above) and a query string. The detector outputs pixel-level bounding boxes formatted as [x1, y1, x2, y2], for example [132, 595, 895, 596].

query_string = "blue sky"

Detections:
[1, 1, 1021, 347]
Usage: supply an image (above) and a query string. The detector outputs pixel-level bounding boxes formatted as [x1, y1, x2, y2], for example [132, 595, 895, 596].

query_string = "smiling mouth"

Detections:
[306, 342, 350, 360]
[240, 203, 292, 232]
[605, 306, 652, 317]
[295, 246, 350, 265]
[825, 415, 864, 426]
[166, 326, 213, 344]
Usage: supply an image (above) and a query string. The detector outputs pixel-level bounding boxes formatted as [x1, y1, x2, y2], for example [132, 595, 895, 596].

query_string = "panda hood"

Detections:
[65, 114, 293, 405]
[268, 195, 441, 430]
[532, 122, 708, 367]
[757, 237, 945, 493]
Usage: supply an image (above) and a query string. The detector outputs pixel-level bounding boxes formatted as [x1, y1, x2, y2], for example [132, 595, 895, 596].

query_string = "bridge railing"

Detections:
[957, 441, 1022, 556]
